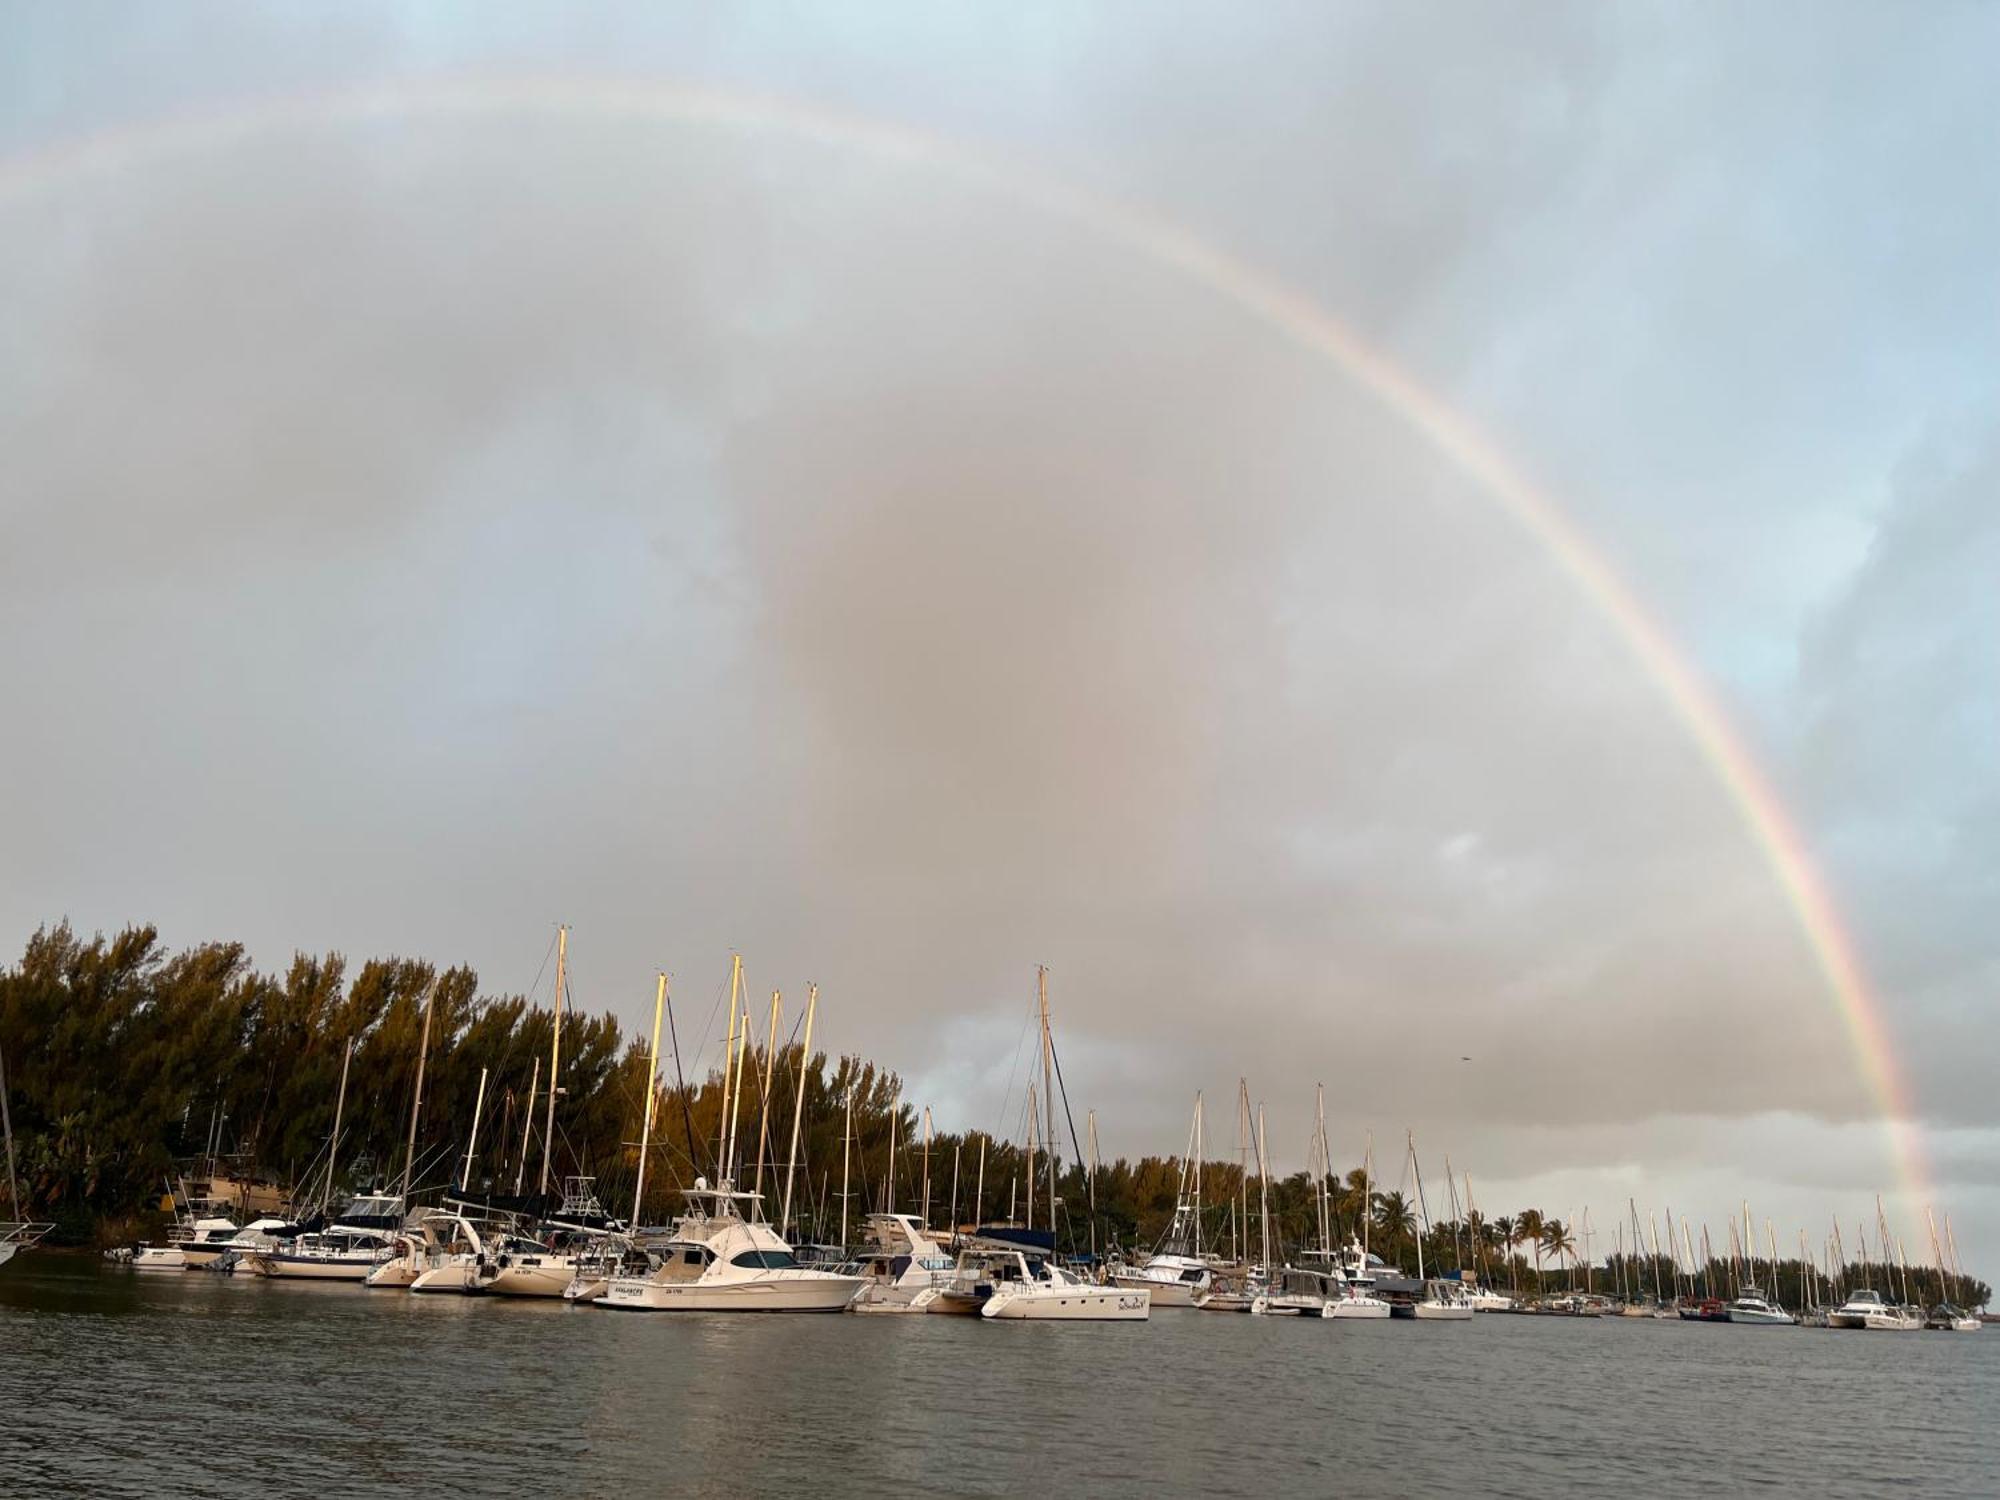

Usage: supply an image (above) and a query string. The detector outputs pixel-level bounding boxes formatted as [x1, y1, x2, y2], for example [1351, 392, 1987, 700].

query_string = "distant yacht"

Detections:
[1827, 1288, 1921, 1330]
[1726, 1287, 1795, 1325]
[599, 1181, 862, 1312]
[251, 1192, 406, 1281]
[1110, 1097, 1213, 1308]
[849, 1213, 958, 1313]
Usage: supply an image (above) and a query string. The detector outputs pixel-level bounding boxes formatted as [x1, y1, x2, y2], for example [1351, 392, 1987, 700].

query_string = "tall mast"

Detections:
[727, 1021, 751, 1187]
[513, 1056, 540, 1195]
[839, 1084, 853, 1249]
[1315, 1085, 1331, 1258]
[1362, 1132, 1373, 1259]
[459, 1067, 489, 1190]
[1086, 1109, 1099, 1260]
[1038, 966, 1056, 1238]
[752, 990, 781, 1203]
[949, 1142, 961, 1236]
[780, 983, 816, 1238]
[1410, 1134, 1426, 1281]
[537, 925, 568, 1196]
[724, 964, 748, 1184]
[921, 1107, 934, 1228]
[975, 1133, 986, 1224]
[1256, 1102, 1271, 1277]
[1236, 1079, 1250, 1265]
[1193, 1092, 1204, 1260]
[886, 1090, 900, 1216]
[632, 974, 666, 1227]
[1023, 1086, 1036, 1229]
[398, 976, 439, 1203]
[319, 1036, 353, 1214]
[0, 1031, 20, 1222]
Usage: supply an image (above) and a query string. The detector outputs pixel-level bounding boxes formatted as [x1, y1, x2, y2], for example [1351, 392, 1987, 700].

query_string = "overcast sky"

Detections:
[4, 2, 1995, 1266]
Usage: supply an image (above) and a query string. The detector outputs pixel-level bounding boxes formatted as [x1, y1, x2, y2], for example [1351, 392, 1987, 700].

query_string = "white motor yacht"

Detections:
[1110, 1193, 1213, 1308]
[1252, 1266, 1338, 1317]
[1726, 1287, 1796, 1325]
[1925, 1303, 1981, 1333]
[1828, 1288, 1921, 1330]
[850, 1213, 959, 1313]
[599, 1181, 862, 1312]
[1325, 1281, 1393, 1319]
[1409, 1279, 1475, 1320]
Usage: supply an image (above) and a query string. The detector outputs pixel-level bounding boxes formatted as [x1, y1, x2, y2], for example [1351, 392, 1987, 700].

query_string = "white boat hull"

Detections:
[1325, 1297, 1392, 1319]
[981, 1285, 1150, 1320]
[1111, 1274, 1200, 1307]
[1412, 1302, 1474, 1320]
[564, 1275, 610, 1304]
[599, 1272, 863, 1312]
[409, 1258, 485, 1294]
[253, 1251, 384, 1281]
[131, 1247, 187, 1270]
[486, 1258, 577, 1297]
[1727, 1308, 1795, 1325]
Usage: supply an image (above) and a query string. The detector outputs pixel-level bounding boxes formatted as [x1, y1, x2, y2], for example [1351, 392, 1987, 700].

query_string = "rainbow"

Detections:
[0, 75, 1927, 1199]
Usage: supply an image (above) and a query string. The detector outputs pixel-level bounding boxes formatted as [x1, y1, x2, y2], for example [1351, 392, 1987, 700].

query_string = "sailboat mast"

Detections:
[1193, 1092, 1204, 1260]
[1315, 1085, 1331, 1258]
[1038, 966, 1056, 1239]
[922, 1107, 933, 1228]
[752, 990, 781, 1203]
[319, 1036, 353, 1214]
[1256, 1102, 1271, 1277]
[537, 926, 568, 1197]
[399, 976, 440, 1203]
[725, 1005, 751, 1187]
[1410, 1134, 1426, 1281]
[975, 1133, 986, 1224]
[632, 974, 666, 1227]
[513, 1056, 540, 1195]
[839, 1085, 853, 1249]
[886, 1091, 900, 1216]
[0, 1032, 20, 1222]
[460, 1067, 489, 1190]
[1023, 1086, 1036, 1230]
[717, 955, 742, 1182]
[1086, 1109, 1099, 1261]
[779, 983, 816, 1238]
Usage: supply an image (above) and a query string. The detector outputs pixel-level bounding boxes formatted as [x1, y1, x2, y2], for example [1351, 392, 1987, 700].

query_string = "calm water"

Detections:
[3, 1257, 1994, 1498]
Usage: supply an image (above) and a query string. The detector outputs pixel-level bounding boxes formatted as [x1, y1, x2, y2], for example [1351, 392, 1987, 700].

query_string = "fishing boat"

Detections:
[599, 1180, 862, 1312]
[1925, 1303, 1981, 1333]
[1110, 1097, 1213, 1308]
[849, 1212, 959, 1312]
[1725, 1287, 1795, 1325]
[1410, 1278, 1475, 1320]
[1827, 1288, 1920, 1330]
[1252, 1266, 1338, 1317]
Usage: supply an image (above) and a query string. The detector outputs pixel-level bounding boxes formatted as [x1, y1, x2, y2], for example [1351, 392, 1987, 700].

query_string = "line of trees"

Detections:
[1, 923, 1987, 1310]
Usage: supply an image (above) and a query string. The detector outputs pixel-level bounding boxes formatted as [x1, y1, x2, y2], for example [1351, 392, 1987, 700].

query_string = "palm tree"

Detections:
[1491, 1215, 1518, 1292]
[1372, 1189, 1416, 1263]
[1543, 1219, 1576, 1292]
[1515, 1209, 1547, 1293]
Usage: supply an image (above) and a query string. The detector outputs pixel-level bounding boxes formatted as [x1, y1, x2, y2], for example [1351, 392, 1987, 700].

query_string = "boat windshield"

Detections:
[730, 1249, 799, 1270]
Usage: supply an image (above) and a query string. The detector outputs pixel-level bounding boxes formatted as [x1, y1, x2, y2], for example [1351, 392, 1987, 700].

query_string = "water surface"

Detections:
[3, 1258, 1993, 1498]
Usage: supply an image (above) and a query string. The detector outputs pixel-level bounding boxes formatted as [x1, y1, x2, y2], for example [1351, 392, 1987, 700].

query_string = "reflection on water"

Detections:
[3, 1257, 1995, 1498]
